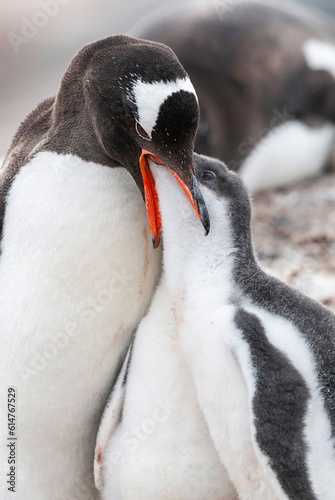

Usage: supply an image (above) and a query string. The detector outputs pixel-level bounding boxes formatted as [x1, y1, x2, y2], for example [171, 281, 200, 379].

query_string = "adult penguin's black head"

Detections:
[48, 35, 209, 248]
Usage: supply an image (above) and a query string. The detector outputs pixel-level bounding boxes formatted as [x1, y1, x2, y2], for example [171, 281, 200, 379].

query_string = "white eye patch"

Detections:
[303, 39, 335, 79]
[130, 77, 198, 139]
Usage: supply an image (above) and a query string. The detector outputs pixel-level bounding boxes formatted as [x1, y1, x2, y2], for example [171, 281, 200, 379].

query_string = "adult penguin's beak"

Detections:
[139, 149, 210, 249]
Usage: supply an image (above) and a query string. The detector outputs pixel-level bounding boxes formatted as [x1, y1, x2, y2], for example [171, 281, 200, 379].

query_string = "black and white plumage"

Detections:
[0, 36, 208, 499]
[134, 0, 335, 191]
[97, 152, 335, 499]
[154, 153, 335, 499]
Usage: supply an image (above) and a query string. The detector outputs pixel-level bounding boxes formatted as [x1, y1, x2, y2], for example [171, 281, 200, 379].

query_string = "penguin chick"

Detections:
[149, 153, 335, 500]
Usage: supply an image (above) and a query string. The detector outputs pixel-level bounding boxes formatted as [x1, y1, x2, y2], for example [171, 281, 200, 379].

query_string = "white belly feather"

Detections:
[0, 152, 161, 499]
[240, 120, 335, 192]
[102, 281, 236, 500]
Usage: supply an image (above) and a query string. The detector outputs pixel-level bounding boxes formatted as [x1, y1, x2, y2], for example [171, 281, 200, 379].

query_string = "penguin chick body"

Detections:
[95, 280, 237, 500]
[149, 153, 335, 500]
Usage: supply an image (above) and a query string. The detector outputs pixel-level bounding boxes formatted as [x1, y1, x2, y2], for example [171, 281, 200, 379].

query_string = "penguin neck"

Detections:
[162, 220, 239, 310]
[161, 208, 258, 311]
[52, 43, 94, 124]
[46, 45, 125, 170]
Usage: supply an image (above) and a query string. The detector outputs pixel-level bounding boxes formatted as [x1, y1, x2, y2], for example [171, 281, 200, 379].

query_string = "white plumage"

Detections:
[96, 280, 237, 500]
[97, 156, 335, 499]
[0, 152, 161, 499]
[240, 120, 335, 192]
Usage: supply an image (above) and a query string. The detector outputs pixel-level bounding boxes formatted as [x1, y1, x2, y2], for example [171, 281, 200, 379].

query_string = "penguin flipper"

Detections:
[94, 342, 133, 491]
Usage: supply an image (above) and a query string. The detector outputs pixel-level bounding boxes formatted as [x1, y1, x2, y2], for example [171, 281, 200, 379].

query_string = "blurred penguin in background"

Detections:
[133, 0, 335, 191]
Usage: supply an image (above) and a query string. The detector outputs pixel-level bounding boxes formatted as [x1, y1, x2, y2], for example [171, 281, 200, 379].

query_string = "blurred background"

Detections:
[1, 0, 335, 157]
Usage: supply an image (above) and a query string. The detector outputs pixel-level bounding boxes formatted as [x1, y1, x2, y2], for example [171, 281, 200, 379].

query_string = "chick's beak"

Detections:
[139, 149, 210, 249]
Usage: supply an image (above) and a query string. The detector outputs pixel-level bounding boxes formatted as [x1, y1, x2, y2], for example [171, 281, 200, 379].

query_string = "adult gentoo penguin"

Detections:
[134, 0, 335, 191]
[0, 35, 208, 499]
[103, 152, 335, 499]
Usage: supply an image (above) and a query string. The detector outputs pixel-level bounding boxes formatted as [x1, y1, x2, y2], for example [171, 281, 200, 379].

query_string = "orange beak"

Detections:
[139, 149, 203, 249]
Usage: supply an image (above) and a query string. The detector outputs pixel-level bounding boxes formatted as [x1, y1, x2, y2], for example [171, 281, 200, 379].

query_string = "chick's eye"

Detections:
[136, 121, 151, 141]
[201, 170, 215, 182]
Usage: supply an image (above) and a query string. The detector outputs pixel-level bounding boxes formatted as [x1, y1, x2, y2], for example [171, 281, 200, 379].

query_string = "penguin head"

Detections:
[194, 154, 252, 248]
[151, 153, 253, 270]
[80, 35, 209, 248]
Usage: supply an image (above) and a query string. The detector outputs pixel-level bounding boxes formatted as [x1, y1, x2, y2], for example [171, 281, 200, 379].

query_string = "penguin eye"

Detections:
[135, 121, 151, 141]
[201, 171, 215, 182]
